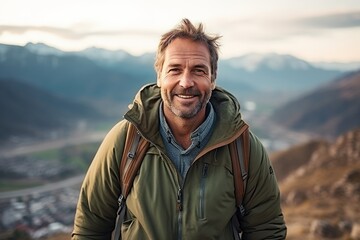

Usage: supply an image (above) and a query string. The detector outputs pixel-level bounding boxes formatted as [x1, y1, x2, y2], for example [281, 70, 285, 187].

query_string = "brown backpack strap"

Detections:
[115, 123, 150, 240]
[229, 124, 250, 208]
[120, 123, 150, 198]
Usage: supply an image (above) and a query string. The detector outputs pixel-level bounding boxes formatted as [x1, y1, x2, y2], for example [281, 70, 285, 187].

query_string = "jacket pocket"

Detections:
[122, 217, 148, 240]
[199, 163, 209, 220]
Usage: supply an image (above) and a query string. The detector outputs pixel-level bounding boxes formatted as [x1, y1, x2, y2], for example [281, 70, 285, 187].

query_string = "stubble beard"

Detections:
[162, 88, 212, 119]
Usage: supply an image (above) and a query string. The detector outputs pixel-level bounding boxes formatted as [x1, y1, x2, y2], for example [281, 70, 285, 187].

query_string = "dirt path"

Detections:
[0, 174, 85, 200]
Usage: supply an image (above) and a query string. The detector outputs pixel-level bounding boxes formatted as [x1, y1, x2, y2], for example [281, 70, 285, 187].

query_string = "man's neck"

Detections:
[163, 108, 206, 149]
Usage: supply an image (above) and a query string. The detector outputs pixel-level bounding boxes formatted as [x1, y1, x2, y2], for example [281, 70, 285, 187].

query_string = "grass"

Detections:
[0, 179, 44, 191]
[30, 148, 60, 160]
[1, 142, 99, 192]
[65, 156, 89, 170]
[28, 142, 99, 170]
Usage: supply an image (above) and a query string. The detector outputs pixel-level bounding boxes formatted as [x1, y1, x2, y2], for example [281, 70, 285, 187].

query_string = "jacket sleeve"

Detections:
[72, 121, 128, 240]
[240, 131, 287, 239]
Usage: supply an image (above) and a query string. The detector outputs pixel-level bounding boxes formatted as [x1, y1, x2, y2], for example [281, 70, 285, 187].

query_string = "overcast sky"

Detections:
[0, 0, 359, 63]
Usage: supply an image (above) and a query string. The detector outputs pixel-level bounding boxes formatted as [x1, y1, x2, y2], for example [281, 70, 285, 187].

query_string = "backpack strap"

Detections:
[113, 122, 150, 240]
[120, 123, 150, 198]
[229, 124, 250, 240]
[229, 124, 250, 209]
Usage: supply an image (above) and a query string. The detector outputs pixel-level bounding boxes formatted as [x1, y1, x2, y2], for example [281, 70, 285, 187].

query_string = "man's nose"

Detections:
[179, 71, 194, 88]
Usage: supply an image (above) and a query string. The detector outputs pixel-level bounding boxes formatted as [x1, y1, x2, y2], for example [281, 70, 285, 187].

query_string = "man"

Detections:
[72, 18, 286, 239]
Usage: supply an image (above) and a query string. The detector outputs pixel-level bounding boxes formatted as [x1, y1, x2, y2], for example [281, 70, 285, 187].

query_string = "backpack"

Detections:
[113, 122, 250, 240]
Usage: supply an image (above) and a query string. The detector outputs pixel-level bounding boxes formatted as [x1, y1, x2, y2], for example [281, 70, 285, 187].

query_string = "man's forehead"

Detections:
[166, 51, 209, 61]
[164, 39, 210, 64]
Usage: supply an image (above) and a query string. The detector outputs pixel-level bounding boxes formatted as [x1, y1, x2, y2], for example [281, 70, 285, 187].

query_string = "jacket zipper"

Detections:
[158, 152, 184, 240]
[199, 163, 208, 219]
[177, 187, 183, 240]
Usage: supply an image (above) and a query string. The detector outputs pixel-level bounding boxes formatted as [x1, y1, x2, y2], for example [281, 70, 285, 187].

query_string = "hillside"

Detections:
[271, 128, 360, 239]
[0, 79, 105, 142]
[270, 140, 328, 181]
[271, 70, 360, 138]
[0, 43, 154, 106]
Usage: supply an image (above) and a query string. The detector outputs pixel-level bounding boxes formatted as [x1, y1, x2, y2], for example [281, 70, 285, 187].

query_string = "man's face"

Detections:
[157, 38, 215, 120]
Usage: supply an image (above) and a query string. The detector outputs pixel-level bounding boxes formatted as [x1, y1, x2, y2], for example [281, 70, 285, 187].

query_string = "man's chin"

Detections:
[171, 106, 202, 119]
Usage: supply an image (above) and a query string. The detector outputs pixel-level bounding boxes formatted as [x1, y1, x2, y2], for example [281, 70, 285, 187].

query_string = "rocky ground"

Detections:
[275, 129, 360, 240]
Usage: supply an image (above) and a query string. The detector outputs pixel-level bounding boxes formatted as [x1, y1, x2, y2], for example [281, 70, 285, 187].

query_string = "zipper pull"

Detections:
[202, 163, 209, 177]
[117, 195, 125, 214]
[177, 188, 183, 211]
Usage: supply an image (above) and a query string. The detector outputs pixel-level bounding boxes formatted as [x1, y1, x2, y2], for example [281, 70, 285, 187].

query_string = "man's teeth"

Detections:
[178, 95, 194, 99]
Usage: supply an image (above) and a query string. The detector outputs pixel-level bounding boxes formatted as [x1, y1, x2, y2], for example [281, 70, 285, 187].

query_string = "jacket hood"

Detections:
[124, 83, 245, 147]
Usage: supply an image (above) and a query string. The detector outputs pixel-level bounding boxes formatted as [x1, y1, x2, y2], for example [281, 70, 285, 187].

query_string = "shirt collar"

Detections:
[159, 102, 215, 152]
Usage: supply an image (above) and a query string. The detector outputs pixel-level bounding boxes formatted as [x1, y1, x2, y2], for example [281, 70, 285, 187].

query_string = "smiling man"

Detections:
[72, 18, 287, 240]
[158, 37, 215, 149]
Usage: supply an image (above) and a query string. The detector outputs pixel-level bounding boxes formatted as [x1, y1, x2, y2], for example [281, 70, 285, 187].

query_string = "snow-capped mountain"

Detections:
[23, 42, 154, 67]
[226, 53, 312, 72]
[25, 42, 64, 56]
[80, 47, 131, 62]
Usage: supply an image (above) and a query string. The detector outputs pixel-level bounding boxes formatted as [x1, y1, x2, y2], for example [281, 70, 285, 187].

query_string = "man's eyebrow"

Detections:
[193, 64, 210, 70]
[166, 62, 210, 71]
[167, 63, 182, 68]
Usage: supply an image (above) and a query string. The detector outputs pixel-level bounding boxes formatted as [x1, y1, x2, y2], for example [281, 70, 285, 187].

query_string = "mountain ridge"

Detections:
[22, 42, 360, 72]
[271, 70, 360, 138]
[0, 42, 348, 94]
[0, 79, 105, 142]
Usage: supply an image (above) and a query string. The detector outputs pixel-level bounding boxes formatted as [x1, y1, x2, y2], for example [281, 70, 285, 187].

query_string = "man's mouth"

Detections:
[177, 94, 195, 99]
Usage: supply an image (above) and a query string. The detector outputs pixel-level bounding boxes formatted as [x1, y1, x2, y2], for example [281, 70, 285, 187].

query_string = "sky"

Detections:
[0, 0, 359, 63]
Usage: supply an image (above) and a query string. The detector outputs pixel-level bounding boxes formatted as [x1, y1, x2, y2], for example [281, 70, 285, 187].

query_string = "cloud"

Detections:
[292, 10, 360, 29]
[2, 10, 358, 42]
[0, 25, 159, 39]
[210, 10, 360, 44]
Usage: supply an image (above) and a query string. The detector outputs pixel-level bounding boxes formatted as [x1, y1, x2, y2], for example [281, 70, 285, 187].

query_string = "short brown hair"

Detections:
[154, 18, 221, 82]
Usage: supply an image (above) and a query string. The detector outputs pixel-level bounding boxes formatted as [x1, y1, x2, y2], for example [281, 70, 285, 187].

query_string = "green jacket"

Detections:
[72, 84, 286, 239]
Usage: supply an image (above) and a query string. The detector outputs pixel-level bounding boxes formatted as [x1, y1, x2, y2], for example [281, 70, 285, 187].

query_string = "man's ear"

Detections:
[211, 81, 216, 90]
[157, 77, 161, 87]
[156, 72, 162, 87]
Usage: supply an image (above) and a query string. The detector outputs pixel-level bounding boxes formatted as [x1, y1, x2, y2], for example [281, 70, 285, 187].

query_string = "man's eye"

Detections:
[169, 68, 180, 74]
[194, 69, 206, 75]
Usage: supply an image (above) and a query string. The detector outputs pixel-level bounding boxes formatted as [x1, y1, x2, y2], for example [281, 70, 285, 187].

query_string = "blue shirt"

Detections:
[159, 102, 216, 180]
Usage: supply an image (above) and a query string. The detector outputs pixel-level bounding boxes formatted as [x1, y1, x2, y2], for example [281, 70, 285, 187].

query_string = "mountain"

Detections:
[219, 53, 344, 92]
[271, 128, 360, 239]
[0, 79, 104, 142]
[24, 42, 64, 56]
[0, 42, 357, 142]
[0, 43, 346, 97]
[270, 140, 328, 181]
[270, 70, 360, 138]
[226, 53, 311, 72]
[0, 43, 155, 106]
[313, 61, 360, 72]
[0, 43, 257, 114]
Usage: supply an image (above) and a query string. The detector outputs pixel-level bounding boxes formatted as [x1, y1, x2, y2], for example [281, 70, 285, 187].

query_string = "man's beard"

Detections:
[162, 87, 211, 119]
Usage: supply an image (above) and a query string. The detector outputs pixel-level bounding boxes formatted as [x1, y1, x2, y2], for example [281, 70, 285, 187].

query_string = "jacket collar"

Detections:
[124, 83, 245, 148]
